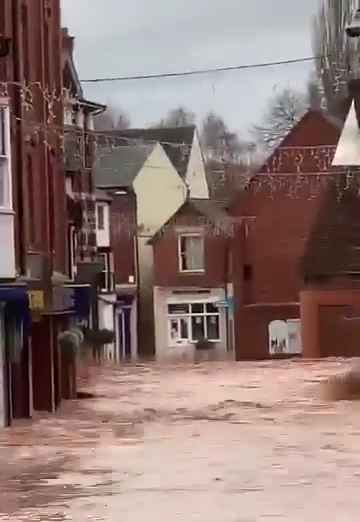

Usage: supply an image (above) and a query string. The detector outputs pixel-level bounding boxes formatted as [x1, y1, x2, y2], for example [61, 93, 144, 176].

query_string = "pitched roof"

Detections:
[62, 28, 83, 98]
[95, 144, 154, 188]
[206, 162, 253, 203]
[95, 189, 112, 202]
[333, 101, 360, 166]
[258, 110, 341, 175]
[105, 126, 196, 178]
[302, 178, 360, 279]
[149, 198, 233, 244]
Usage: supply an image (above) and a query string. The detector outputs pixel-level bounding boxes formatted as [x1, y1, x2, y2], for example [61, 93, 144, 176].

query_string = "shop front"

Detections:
[0, 284, 31, 427]
[31, 284, 91, 412]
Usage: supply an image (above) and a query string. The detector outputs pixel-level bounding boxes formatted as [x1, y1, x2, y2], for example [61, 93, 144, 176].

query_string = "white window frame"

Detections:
[178, 233, 205, 273]
[167, 302, 221, 346]
[96, 203, 106, 231]
[98, 252, 114, 292]
[69, 225, 78, 280]
[0, 100, 12, 211]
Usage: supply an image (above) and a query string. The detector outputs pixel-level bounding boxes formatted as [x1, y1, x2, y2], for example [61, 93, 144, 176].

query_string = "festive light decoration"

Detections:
[1, 79, 359, 206]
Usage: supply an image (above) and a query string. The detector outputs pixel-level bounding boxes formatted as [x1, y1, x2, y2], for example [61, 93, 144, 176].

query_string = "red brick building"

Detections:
[301, 90, 360, 358]
[0, 1, 94, 422]
[150, 199, 234, 361]
[0, 0, 68, 420]
[230, 110, 342, 360]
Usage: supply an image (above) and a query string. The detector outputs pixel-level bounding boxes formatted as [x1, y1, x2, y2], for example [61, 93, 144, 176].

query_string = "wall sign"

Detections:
[28, 290, 45, 312]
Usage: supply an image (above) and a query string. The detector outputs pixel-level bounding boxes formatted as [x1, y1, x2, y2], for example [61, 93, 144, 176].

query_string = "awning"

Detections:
[44, 284, 92, 318]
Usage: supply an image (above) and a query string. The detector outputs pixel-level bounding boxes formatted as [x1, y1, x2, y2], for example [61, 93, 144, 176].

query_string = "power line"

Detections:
[81, 55, 324, 84]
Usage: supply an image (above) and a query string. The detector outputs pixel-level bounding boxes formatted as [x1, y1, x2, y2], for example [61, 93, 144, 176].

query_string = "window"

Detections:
[179, 234, 204, 272]
[243, 264, 253, 281]
[168, 302, 220, 345]
[98, 252, 114, 292]
[97, 204, 105, 230]
[0, 102, 11, 209]
[69, 226, 78, 280]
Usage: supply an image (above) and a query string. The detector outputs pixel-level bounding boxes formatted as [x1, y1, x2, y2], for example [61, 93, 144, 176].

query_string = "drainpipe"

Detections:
[12, 0, 26, 275]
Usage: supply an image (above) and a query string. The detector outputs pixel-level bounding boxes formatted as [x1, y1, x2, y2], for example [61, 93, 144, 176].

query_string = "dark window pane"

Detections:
[97, 205, 105, 230]
[168, 304, 189, 314]
[98, 255, 107, 270]
[207, 315, 220, 340]
[244, 264, 253, 281]
[206, 303, 218, 314]
[180, 318, 189, 339]
[170, 319, 179, 341]
[192, 316, 205, 341]
[191, 303, 204, 314]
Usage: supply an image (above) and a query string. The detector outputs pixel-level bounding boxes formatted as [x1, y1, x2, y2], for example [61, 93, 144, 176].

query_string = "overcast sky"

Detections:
[61, 0, 319, 137]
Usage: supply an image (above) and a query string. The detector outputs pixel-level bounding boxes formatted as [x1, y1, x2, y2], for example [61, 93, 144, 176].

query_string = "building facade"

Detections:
[151, 199, 233, 362]
[230, 110, 342, 360]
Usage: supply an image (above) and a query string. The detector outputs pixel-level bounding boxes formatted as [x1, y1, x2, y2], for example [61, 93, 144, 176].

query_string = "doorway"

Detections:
[116, 307, 132, 361]
[0, 306, 9, 427]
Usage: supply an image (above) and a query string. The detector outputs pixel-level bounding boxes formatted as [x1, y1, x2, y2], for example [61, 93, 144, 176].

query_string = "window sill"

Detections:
[170, 340, 221, 347]
[179, 269, 205, 275]
[0, 208, 15, 216]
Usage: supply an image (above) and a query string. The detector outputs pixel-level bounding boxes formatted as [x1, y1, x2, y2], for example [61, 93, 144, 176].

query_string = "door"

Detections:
[116, 310, 125, 361]
[287, 320, 302, 355]
[123, 307, 132, 359]
[0, 306, 9, 427]
[117, 308, 132, 361]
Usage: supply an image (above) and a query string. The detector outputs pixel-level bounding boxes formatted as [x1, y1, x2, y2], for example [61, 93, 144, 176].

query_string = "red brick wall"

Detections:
[110, 191, 138, 286]
[236, 305, 300, 360]
[3, 0, 67, 276]
[301, 285, 360, 358]
[232, 191, 324, 304]
[230, 111, 342, 360]
[153, 212, 229, 288]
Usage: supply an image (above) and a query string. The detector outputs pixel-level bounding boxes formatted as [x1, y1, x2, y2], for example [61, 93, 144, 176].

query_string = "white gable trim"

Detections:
[333, 101, 360, 166]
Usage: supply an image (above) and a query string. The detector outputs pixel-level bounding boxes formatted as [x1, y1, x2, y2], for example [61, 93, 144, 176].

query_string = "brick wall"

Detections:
[109, 190, 138, 286]
[3, 0, 67, 276]
[230, 111, 342, 360]
[153, 210, 229, 289]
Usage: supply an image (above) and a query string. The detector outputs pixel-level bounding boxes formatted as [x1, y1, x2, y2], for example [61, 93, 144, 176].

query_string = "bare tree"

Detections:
[156, 106, 195, 128]
[252, 88, 308, 151]
[307, 71, 323, 110]
[94, 105, 131, 131]
[201, 112, 250, 163]
[311, 0, 358, 117]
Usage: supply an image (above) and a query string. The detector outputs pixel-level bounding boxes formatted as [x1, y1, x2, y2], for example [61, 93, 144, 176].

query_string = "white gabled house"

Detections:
[95, 129, 210, 357]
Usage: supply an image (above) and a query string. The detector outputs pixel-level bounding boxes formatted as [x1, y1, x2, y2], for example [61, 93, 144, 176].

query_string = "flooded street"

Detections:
[1, 360, 360, 521]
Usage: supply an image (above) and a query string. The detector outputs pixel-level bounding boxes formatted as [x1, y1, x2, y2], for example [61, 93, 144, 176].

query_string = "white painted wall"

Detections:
[96, 202, 111, 248]
[98, 297, 115, 361]
[0, 212, 15, 279]
[133, 144, 188, 355]
[333, 101, 360, 166]
[153, 287, 231, 362]
[133, 143, 187, 236]
[185, 131, 210, 199]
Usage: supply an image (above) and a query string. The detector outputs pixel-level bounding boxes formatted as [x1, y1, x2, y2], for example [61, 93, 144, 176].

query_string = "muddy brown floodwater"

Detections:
[1, 360, 360, 521]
